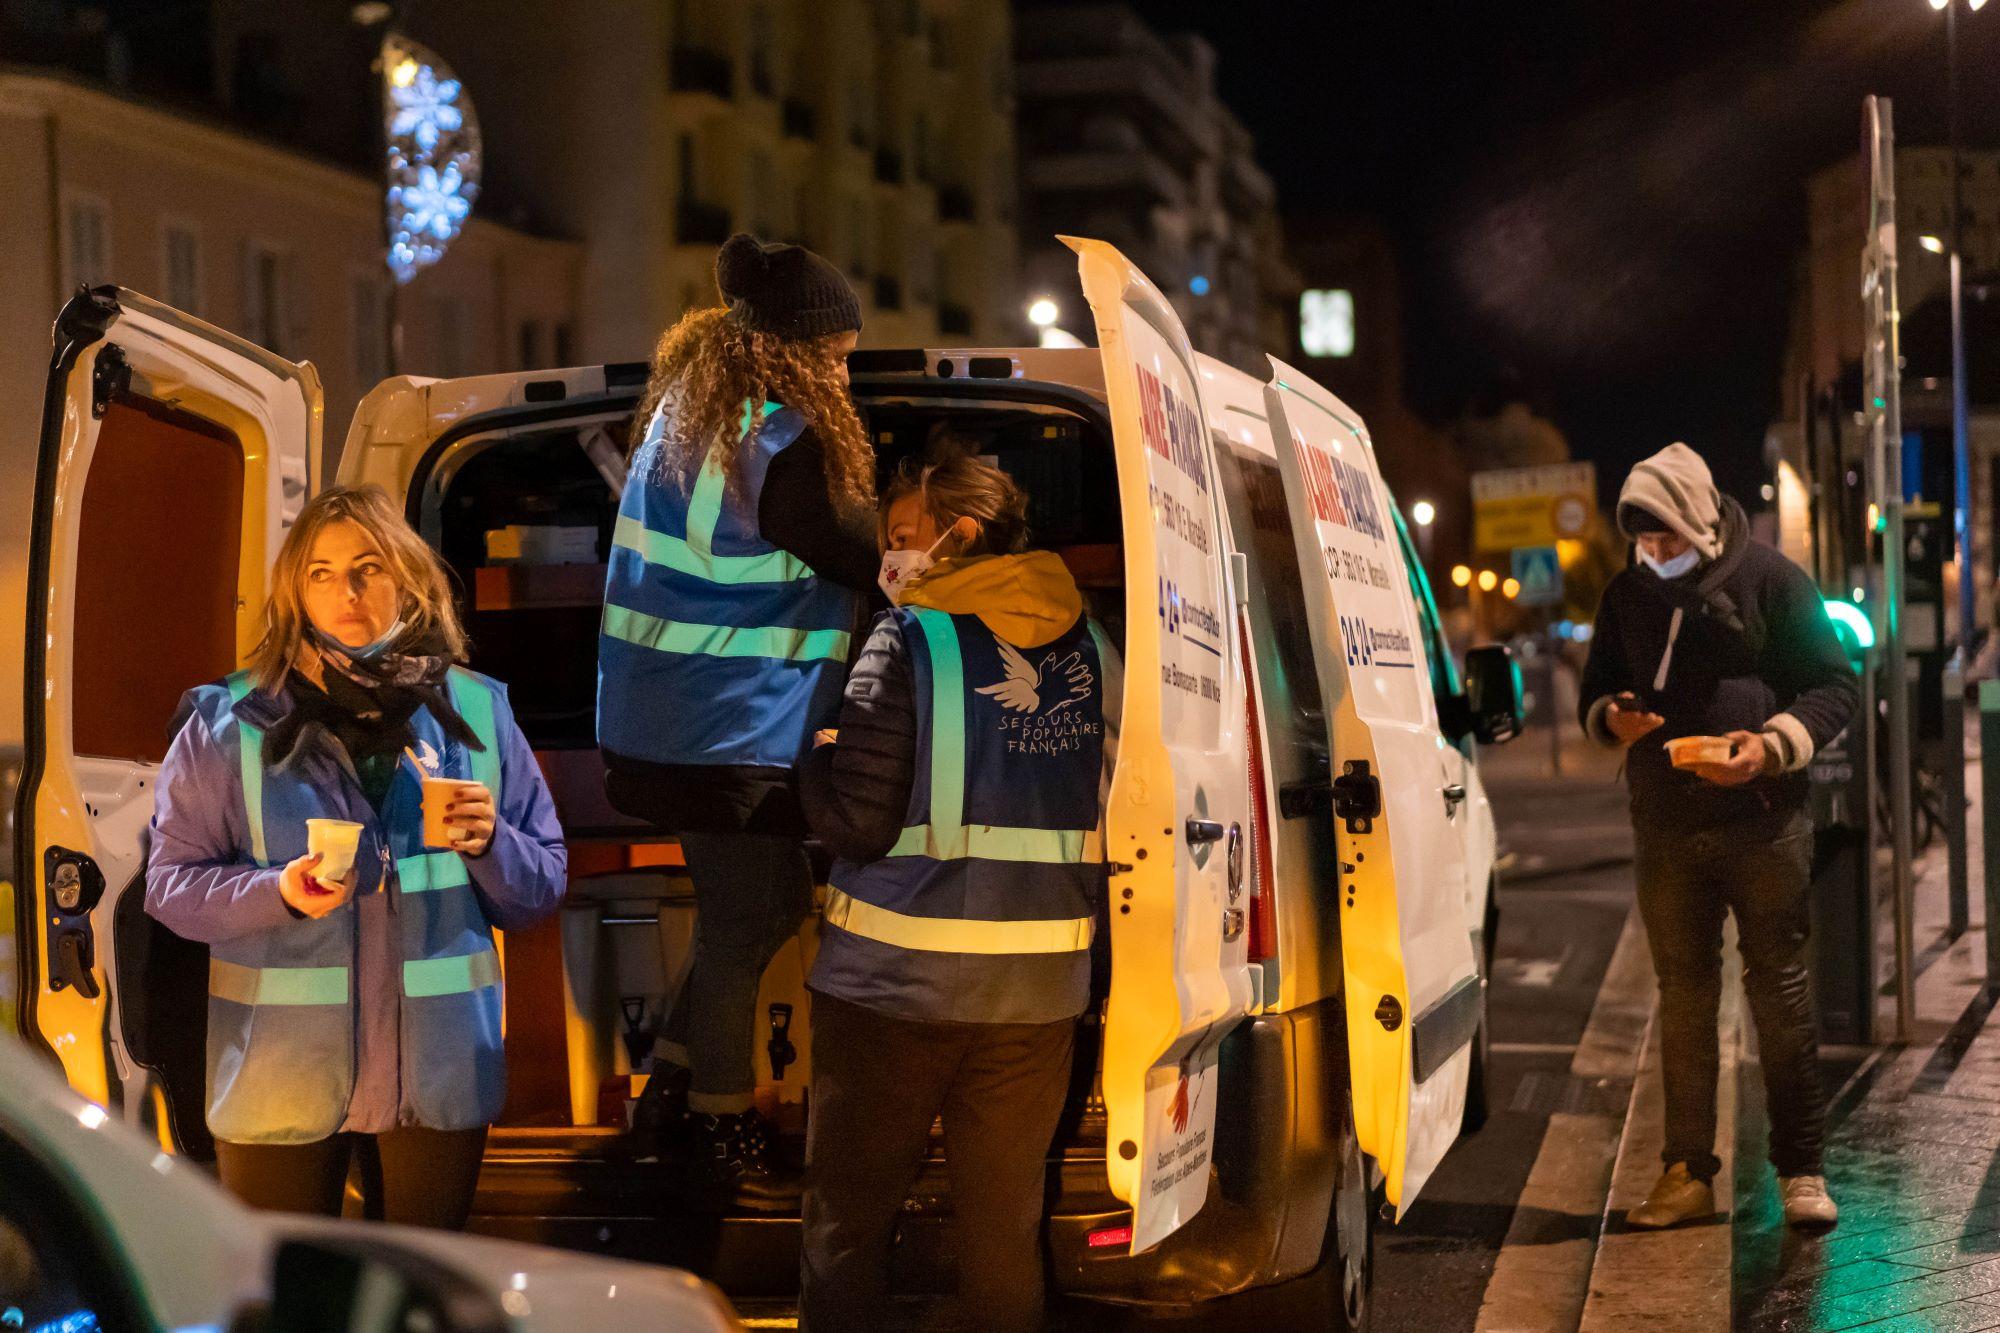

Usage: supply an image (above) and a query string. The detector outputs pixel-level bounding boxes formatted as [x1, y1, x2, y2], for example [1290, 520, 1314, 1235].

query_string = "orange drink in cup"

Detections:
[422, 777, 485, 849]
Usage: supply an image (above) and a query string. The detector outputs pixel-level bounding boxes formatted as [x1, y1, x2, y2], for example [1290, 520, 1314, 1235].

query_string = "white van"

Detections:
[12, 239, 1521, 1326]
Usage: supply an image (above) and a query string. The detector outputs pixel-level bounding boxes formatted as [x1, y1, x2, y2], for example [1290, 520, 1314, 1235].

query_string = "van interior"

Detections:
[95, 375, 1163, 1290]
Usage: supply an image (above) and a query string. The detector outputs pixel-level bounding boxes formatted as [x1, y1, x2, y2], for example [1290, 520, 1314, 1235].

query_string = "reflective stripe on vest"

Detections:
[397, 851, 472, 893]
[829, 608, 1096, 956]
[822, 886, 1094, 955]
[227, 673, 270, 867]
[601, 602, 851, 663]
[404, 947, 502, 998]
[446, 669, 503, 803]
[209, 957, 348, 1006]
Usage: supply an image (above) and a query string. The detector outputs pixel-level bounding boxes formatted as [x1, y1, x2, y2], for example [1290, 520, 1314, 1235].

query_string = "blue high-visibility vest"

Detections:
[812, 606, 1111, 1025]
[597, 399, 861, 768]
[189, 667, 507, 1145]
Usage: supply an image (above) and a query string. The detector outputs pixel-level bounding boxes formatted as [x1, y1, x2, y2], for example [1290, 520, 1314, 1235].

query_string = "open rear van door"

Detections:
[1067, 237, 1256, 1253]
[14, 287, 320, 1112]
[1261, 359, 1478, 1213]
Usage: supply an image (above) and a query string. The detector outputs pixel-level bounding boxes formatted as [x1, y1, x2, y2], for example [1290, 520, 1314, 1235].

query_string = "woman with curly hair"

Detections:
[598, 233, 876, 1206]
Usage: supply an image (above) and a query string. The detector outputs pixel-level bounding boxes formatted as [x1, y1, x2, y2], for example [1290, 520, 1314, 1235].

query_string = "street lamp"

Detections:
[1410, 498, 1436, 571]
[1502, 577, 1521, 600]
[1476, 569, 1498, 593]
[1451, 564, 1472, 588]
[1027, 297, 1059, 329]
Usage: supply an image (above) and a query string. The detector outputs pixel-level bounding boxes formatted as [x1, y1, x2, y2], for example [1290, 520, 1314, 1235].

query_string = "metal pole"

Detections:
[1867, 96, 1917, 1039]
[1546, 623, 1562, 779]
[1950, 1, 1975, 656]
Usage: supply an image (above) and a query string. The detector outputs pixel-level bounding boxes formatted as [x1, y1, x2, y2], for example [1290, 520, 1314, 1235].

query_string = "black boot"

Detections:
[683, 1109, 801, 1211]
[630, 1062, 692, 1157]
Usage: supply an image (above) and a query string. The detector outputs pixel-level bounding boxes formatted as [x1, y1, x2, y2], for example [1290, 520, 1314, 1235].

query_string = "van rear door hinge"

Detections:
[1332, 761, 1381, 835]
[91, 344, 129, 418]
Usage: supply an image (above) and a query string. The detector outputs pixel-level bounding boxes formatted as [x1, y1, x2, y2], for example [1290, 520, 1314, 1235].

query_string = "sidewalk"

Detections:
[1734, 750, 2000, 1330]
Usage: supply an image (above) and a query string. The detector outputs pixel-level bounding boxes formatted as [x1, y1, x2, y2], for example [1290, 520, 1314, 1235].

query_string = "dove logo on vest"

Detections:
[977, 635, 1103, 757]
[1136, 364, 1210, 495]
[1294, 429, 1385, 544]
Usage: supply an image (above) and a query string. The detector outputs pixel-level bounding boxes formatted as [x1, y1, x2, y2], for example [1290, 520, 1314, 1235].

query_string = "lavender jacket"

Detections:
[146, 680, 567, 1134]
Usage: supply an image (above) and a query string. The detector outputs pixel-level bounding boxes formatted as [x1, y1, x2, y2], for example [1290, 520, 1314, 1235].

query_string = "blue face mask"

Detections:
[313, 617, 407, 661]
[1640, 548, 1700, 580]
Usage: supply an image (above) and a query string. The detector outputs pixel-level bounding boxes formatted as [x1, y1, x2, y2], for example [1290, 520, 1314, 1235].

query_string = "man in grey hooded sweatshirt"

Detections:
[1579, 442, 1858, 1231]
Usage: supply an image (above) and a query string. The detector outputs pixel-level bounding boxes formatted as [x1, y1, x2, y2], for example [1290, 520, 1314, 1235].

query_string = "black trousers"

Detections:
[215, 1124, 489, 1228]
[800, 994, 1075, 1332]
[1634, 806, 1825, 1182]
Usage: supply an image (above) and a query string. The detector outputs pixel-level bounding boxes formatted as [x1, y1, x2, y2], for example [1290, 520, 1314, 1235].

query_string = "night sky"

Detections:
[1123, 0, 2000, 505]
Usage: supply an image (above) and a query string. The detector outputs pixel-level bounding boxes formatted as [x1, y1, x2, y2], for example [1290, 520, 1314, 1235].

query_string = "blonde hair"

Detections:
[247, 484, 468, 691]
[880, 448, 1030, 557]
[633, 306, 873, 509]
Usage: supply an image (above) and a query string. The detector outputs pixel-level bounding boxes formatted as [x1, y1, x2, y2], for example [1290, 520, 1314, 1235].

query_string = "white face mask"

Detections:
[1640, 547, 1700, 580]
[877, 527, 957, 605]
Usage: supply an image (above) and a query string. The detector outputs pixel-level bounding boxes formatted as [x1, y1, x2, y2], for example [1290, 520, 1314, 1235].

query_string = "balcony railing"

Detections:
[676, 199, 732, 245]
[669, 46, 732, 99]
[937, 183, 975, 222]
[782, 99, 816, 140]
[874, 148, 904, 184]
[873, 275, 903, 310]
[938, 303, 972, 336]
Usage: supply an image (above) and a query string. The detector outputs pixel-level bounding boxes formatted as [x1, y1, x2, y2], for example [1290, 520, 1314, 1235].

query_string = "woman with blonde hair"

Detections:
[599, 233, 877, 1205]
[146, 483, 566, 1226]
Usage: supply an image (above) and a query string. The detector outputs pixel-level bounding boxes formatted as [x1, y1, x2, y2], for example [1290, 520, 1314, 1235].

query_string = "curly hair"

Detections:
[631, 306, 873, 509]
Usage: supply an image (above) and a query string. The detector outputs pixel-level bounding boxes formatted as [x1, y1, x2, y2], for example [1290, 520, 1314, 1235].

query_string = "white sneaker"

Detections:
[1779, 1174, 1838, 1229]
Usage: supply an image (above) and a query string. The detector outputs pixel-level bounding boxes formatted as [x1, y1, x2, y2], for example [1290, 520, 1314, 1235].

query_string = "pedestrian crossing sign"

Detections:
[1511, 545, 1563, 608]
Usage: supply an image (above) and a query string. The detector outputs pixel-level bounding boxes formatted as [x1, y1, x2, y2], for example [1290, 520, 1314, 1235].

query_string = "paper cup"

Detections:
[306, 818, 364, 882]
[1666, 735, 1736, 768]
[422, 777, 484, 849]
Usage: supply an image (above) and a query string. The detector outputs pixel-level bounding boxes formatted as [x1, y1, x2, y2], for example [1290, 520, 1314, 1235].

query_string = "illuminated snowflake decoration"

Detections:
[381, 34, 480, 284]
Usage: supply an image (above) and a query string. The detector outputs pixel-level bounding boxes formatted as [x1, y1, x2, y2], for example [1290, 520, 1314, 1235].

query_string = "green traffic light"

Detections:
[1823, 598, 1876, 651]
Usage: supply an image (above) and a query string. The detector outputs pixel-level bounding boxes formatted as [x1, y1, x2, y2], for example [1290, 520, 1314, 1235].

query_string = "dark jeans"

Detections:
[801, 994, 1075, 1333]
[1634, 807, 1824, 1182]
[659, 831, 814, 1114]
[215, 1124, 489, 1227]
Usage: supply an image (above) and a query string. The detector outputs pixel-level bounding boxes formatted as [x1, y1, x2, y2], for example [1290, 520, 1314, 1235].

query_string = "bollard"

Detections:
[1982, 681, 2000, 988]
[1946, 662, 1968, 936]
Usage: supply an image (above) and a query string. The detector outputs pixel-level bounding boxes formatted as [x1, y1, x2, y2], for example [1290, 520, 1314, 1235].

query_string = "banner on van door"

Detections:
[1126, 318, 1225, 751]
[1133, 1039, 1220, 1252]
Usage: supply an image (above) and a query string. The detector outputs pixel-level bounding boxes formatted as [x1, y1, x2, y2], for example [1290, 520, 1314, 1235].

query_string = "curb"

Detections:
[1473, 905, 1655, 1332]
[1577, 924, 1743, 1331]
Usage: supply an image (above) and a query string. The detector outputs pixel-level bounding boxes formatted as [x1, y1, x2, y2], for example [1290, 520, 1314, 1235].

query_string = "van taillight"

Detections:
[1241, 618, 1277, 963]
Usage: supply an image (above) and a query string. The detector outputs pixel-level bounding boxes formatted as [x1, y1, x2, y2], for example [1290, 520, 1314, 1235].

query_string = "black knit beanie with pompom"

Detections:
[714, 233, 862, 342]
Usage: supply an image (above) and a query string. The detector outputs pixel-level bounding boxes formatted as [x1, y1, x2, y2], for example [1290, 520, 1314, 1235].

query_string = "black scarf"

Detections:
[262, 625, 484, 773]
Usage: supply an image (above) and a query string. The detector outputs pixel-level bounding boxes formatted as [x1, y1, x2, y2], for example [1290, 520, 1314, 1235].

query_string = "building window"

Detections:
[351, 273, 389, 384]
[435, 297, 467, 377]
[242, 242, 287, 354]
[846, 197, 868, 276]
[679, 132, 699, 198]
[847, 80, 870, 149]
[518, 320, 541, 370]
[161, 222, 202, 314]
[913, 112, 931, 184]
[65, 196, 111, 290]
[1299, 289, 1355, 359]
[748, 4, 775, 98]
[747, 149, 774, 233]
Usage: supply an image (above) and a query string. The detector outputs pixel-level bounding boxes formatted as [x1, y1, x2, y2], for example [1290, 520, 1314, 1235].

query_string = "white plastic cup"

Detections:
[422, 777, 485, 849]
[306, 818, 364, 882]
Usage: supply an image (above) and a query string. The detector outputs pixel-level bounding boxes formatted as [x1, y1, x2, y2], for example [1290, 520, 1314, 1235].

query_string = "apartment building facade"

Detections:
[1013, 3, 1296, 374]
[0, 69, 580, 744]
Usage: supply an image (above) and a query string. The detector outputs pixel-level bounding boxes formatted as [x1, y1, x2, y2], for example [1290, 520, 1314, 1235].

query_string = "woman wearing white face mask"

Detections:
[795, 449, 1122, 1328]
